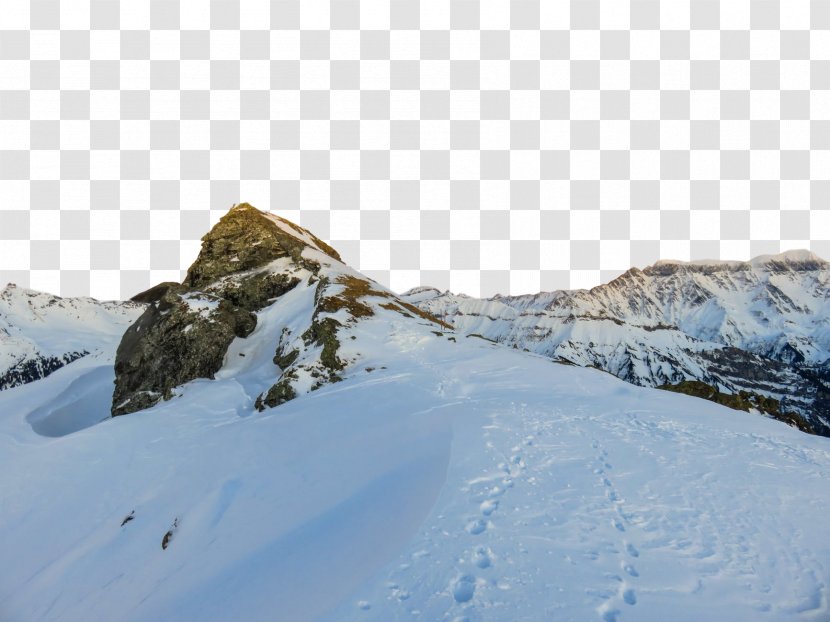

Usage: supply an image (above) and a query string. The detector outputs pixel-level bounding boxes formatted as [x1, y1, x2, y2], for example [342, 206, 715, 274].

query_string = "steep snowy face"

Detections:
[404, 251, 830, 436]
[0, 284, 144, 391]
[113, 203, 450, 417]
[593, 250, 830, 364]
[414, 250, 830, 363]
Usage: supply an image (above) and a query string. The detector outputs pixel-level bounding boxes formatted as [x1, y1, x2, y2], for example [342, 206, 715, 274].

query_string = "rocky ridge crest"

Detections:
[112, 203, 449, 416]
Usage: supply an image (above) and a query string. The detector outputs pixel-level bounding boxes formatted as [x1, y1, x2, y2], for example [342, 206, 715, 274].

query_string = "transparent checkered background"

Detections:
[1, 1, 830, 300]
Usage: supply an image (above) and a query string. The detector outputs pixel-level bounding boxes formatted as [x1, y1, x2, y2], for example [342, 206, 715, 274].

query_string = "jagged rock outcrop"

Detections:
[112, 286, 257, 416]
[112, 203, 449, 416]
[183, 203, 340, 289]
[112, 203, 326, 416]
[254, 272, 450, 411]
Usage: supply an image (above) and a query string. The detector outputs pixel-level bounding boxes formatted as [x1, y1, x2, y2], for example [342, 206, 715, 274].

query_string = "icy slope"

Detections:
[0, 284, 143, 391]
[404, 252, 830, 435]
[1, 315, 829, 621]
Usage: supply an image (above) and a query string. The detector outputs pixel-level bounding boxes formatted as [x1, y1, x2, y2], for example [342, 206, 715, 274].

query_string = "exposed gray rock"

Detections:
[184, 203, 339, 289]
[112, 288, 256, 416]
[111, 203, 327, 416]
[112, 203, 451, 417]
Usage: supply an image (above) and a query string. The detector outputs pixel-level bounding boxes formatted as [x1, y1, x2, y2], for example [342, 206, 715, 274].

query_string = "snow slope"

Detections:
[0, 284, 143, 391]
[403, 252, 830, 434]
[1, 306, 829, 621]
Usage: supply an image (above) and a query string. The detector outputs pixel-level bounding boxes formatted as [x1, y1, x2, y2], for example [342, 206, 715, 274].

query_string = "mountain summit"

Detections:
[183, 202, 342, 288]
[113, 203, 448, 416]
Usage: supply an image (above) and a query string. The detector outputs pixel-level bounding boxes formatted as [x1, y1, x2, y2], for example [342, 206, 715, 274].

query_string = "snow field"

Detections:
[0, 301, 828, 621]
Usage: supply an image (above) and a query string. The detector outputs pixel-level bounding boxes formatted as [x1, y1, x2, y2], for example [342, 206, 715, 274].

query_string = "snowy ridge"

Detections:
[0, 284, 144, 391]
[1, 312, 829, 621]
[403, 251, 830, 435]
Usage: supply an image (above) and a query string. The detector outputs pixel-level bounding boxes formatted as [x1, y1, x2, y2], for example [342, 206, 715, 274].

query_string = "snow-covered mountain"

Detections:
[111, 203, 449, 418]
[403, 252, 830, 436]
[0, 284, 143, 393]
[1, 205, 829, 621]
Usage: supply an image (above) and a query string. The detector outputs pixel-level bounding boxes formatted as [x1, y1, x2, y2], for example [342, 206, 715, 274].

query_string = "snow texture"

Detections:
[1, 290, 829, 621]
[0, 284, 143, 390]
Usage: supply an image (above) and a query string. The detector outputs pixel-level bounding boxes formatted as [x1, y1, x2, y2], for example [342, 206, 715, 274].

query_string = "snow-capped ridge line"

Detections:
[0, 283, 145, 393]
[403, 248, 830, 435]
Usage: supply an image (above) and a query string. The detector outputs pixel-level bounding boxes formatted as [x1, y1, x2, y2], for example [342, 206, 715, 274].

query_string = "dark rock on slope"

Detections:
[112, 203, 450, 417]
[112, 286, 257, 416]
[183, 203, 340, 289]
[112, 203, 330, 416]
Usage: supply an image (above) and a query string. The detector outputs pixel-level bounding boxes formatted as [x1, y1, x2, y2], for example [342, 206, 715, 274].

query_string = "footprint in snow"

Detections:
[601, 607, 621, 622]
[466, 519, 488, 535]
[622, 587, 637, 605]
[480, 499, 499, 516]
[626, 543, 639, 558]
[452, 575, 476, 603]
[488, 486, 505, 498]
[472, 546, 493, 569]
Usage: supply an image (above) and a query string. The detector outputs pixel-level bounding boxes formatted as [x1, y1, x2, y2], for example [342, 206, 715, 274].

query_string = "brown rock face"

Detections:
[111, 203, 330, 416]
[184, 203, 340, 289]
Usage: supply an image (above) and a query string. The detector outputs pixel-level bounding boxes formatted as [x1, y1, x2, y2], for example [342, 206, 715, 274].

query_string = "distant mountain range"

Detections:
[403, 250, 830, 436]
[0, 285, 143, 391]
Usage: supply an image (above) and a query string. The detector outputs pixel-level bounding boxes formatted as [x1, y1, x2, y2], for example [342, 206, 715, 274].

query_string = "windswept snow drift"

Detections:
[1, 312, 829, 621]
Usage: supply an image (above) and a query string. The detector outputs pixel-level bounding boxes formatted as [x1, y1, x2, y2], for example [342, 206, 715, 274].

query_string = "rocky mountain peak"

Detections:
[184, 203, 341, 290]
[112, 203, 449, 418]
